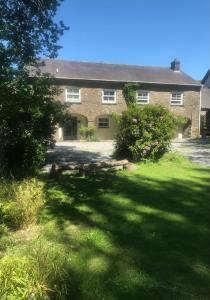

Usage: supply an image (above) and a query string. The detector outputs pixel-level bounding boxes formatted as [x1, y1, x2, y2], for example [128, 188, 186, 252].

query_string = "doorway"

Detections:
[63, 117, 77, 140]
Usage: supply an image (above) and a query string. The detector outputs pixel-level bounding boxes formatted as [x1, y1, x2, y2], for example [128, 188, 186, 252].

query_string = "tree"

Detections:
[0, 0, 69, 176]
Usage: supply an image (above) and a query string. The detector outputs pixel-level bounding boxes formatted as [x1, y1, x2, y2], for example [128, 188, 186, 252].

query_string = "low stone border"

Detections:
[50, 159, 137, 176]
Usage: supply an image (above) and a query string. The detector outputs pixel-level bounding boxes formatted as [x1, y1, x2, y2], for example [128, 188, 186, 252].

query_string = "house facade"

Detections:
[37, 59, 201, 140]
[201, 70, 210, 137]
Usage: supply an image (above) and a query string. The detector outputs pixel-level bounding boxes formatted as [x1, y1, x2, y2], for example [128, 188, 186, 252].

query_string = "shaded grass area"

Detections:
[39, 154, 210, 299]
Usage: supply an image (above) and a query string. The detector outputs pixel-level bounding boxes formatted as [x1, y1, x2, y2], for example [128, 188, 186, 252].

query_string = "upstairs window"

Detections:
[171, 92, 183, 105]
[137, 90, 150, 104]
[65, 87, 81, 103]
[102, 89, 116, 104]
[98, 117, 109, 128]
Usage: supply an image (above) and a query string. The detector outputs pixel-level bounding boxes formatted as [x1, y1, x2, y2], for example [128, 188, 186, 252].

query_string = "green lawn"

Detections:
[39, 153, 210, 300]
[2, 153, 210, 299]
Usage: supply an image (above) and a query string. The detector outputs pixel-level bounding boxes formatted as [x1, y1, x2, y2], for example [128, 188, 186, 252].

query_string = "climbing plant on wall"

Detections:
[123, 83, 140, 106]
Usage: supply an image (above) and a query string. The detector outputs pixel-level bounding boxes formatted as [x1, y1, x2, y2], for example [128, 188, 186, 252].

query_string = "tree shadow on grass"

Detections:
[41, 168, 210, 300]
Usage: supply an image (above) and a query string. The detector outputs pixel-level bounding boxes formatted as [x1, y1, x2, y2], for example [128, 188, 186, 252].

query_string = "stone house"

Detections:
[200, 70, 210, 137]
[38, 59, 201, 140]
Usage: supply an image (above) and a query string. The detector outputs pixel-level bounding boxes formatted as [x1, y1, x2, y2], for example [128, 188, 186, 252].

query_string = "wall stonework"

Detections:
[55, 83, 127, 123]
[54, 80, 200, 140]
[149, 89, 200, 137]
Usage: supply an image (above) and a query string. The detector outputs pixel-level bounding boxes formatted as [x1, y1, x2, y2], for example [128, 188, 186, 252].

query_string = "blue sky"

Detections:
[55, 0, 210, 80]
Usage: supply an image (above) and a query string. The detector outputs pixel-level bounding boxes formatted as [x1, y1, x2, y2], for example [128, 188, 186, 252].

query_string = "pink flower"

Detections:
[142, 149, 147, 155]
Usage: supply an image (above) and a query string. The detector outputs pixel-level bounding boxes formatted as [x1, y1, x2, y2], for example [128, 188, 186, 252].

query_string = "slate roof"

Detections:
[31, 59, 200, 86]
[201, 86, 210, 109]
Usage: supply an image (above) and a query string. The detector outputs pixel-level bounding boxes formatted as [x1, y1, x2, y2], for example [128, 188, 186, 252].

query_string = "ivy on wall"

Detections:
[123, 83, 140, 106]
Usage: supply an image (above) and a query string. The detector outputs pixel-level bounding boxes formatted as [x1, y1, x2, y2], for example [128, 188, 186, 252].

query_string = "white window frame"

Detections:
[98, 117, 109, 128]
[65, 87, 81, 103]
[136, 90, 150, 104]
[171, 91, 183, 106]
[102, 89, 116, 104]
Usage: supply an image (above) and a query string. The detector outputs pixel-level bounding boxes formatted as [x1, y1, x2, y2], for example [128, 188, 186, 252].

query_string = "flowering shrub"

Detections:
[115, 104, 176, 161]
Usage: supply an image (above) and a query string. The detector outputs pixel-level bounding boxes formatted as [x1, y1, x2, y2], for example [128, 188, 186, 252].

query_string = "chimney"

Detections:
[171, 59, 181, 71]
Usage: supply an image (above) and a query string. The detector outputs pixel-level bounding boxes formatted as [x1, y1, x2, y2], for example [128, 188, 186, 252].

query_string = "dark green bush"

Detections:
[0, 75, 68, 177]
[115, 104, 176, 161]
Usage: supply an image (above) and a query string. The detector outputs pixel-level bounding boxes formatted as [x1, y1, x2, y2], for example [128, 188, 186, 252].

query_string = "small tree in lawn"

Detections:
[0, 0, 69, 176]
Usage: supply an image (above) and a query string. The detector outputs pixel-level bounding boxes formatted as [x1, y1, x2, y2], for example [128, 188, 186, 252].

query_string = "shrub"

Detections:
[0, 178, 44, 229]
[115, 104, 176, 161]
[80, 125, 99, 141]
[175, 115, 190, 135]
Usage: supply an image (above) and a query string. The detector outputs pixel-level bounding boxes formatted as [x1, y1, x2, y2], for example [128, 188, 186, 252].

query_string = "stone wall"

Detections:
[54, 79, 201, 140]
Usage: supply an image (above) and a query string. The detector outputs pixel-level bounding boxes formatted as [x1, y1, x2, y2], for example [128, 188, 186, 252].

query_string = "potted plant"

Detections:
[175, 115, 189, 139]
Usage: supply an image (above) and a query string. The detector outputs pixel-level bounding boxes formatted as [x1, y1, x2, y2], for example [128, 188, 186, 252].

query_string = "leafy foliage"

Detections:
[0, 75, 68, 176]
[0, 0, 69, 177]
[175, 115, 190, 134]
[175, 115, 189, 126]
[115, 104, 176, 161]
[123, 83, 139, 106]
[0, 0, 68, 69]
[79, 125, 99, 141]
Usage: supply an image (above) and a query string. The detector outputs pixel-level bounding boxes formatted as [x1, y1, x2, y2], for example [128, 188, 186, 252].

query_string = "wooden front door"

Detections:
[63, 117, 77, 140]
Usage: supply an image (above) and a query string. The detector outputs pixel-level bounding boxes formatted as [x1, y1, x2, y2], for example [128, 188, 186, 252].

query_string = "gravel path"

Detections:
[172, 139, 210, 166]
[45, 139, 210, 169]
[46, 141, 115, 166]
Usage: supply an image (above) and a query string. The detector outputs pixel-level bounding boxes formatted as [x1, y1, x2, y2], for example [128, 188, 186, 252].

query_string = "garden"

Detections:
[1, 153, 210, 299]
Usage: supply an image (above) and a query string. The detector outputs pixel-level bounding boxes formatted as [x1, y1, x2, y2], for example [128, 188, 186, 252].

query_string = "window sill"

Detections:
[137, 103, 149, 105]
[170, 104, 184, 107]
[65, 101, 82, 104]
[102, 102, 117, 105]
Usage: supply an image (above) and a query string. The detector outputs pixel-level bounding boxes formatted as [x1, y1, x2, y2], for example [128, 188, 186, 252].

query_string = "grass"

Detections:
[1, 153, 210, 299]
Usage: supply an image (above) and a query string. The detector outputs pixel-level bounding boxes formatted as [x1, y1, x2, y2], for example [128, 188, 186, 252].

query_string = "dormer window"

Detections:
[171, 91, 183, 106]
[65, 87, 81, 103]
[102, 89, 116, 104]
[137, 90, 150, 104]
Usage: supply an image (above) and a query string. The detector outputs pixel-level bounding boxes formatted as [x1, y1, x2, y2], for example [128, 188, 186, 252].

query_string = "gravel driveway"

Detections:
[45, 139, 210, 168]
[172, 138, 210, 166]
[46, 141, 115, 166]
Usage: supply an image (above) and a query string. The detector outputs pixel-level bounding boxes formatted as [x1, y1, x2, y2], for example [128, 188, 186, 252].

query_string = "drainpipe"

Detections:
[199, 85, 202, 137]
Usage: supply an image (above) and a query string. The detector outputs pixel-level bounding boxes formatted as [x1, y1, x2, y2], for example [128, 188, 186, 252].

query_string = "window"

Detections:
[137, 90, 150, 104]
[65, 87, 80, 102]
[102, 89, 116, 103]
[98, 117, 109, 128]
[171, 92, 183, 105]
